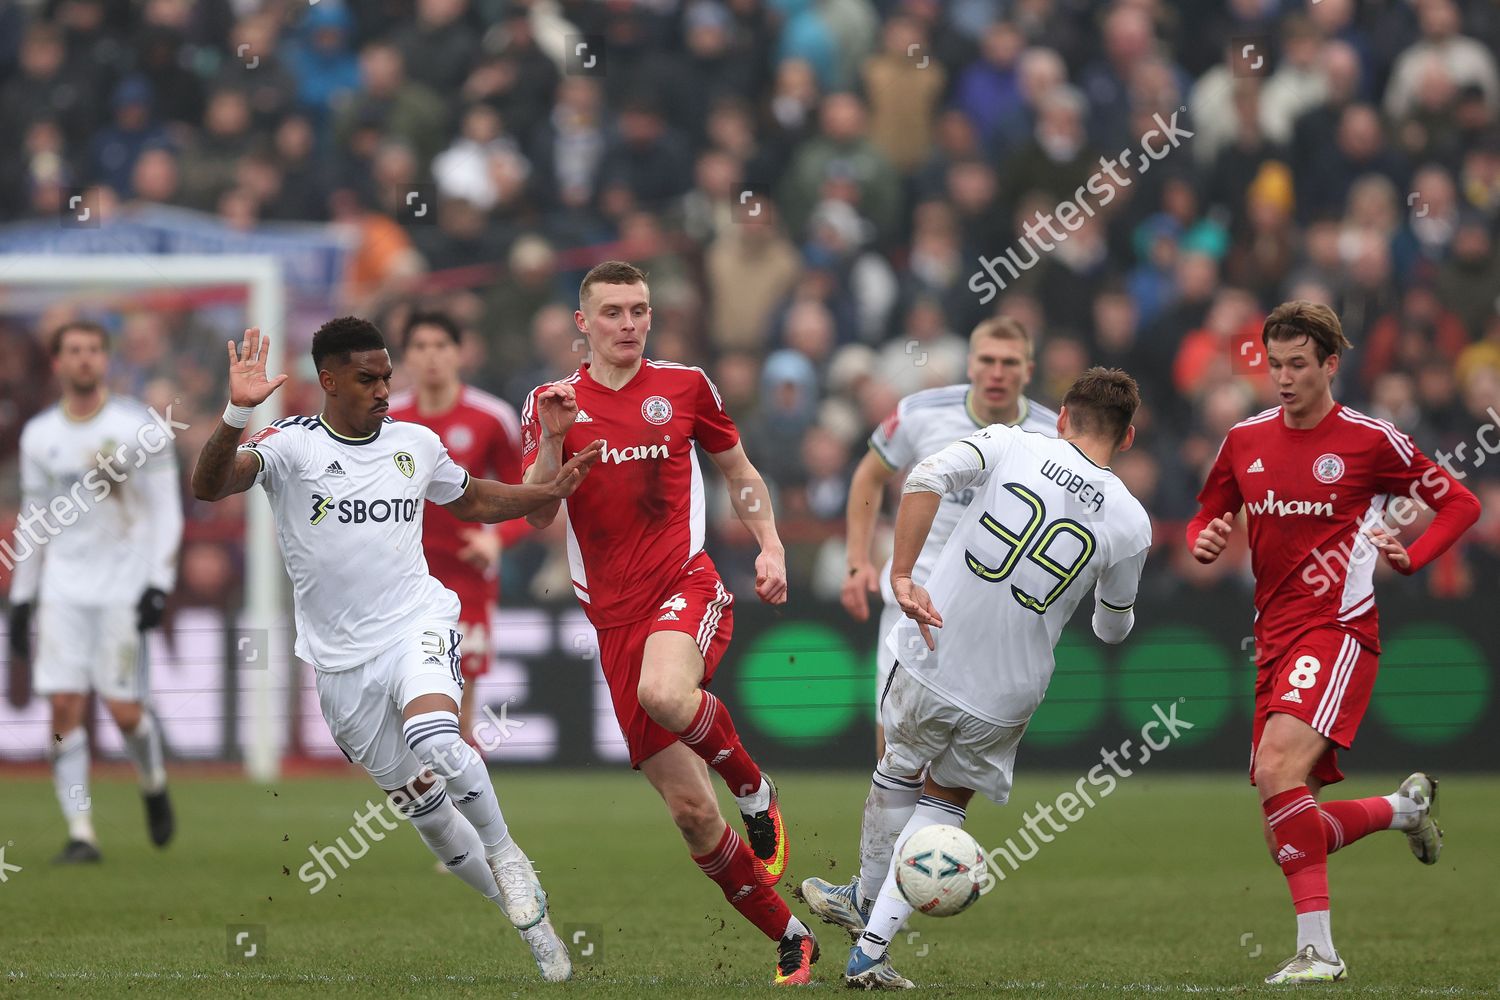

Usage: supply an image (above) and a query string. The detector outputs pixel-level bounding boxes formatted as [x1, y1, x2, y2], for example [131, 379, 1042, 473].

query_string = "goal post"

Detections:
[0, 254, 288, 780]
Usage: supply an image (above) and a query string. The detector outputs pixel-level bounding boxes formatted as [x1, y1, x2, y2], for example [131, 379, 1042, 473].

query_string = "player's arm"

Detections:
[490, 405, 532, 548]
[841, 449, 897, 621]
[708, 442, 788, 605]
[192, 328, 289, 502]
[1367, 440, 1482, 574]
[445, 441, 603, 523]
[1092, 546, 1148, 644]
[1187, 435, 1243, 563]
[135, 444, 184, 630]
[520, 383, 578, 529]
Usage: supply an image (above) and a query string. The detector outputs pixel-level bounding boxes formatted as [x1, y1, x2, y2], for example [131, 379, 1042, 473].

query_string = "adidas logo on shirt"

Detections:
[1281, 688, 1302, 703]
[575, 410, 594, 423]
[325, 461, 347, 477]
[1276, 844, 1306, 863]
[1247, 458, 1265, 473]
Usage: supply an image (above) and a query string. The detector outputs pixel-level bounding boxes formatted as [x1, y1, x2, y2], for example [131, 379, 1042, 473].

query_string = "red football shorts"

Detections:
[595, 552, 735, 768]
[1250, 626, 1379, 787]
[452, 581, 495, 681]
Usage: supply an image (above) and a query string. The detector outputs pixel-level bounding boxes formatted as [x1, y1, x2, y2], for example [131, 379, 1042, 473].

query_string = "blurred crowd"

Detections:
[3, 0, 1500, 609]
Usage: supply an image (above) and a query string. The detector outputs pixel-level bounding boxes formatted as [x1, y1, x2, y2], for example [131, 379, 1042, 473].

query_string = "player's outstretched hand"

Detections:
[893, 576, 942, 650]
[226, 328, 289, 408]
[840, 562, 879, 622]
[755, 548, 788, 605]
[537, 381, 579, 438]
[1365, 526, 1412, 573]
[547, 440, 604, 499]
[1191, 512, 1235, 564]
[457, 528, 502, 575]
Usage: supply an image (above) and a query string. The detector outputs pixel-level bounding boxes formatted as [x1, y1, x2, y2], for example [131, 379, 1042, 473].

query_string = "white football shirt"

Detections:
[9, 396, 182, 607]
[869, 386, 1057, 606]
[885, 424, 1152, 726]
[240, 414, 470, 670]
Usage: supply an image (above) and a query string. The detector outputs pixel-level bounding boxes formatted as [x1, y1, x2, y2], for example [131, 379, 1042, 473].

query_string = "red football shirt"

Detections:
[388, 385, 528, 592]
[521, 360, 740, 628]
[1189, 403, 1478, 668]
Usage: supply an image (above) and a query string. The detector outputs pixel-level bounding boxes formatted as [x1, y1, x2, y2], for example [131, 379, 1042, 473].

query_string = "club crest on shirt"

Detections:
[445, 424, 474, 453]
[1312, 453, 1345, 484]
[394, 451, 416, 478]
[641, 395, 673, 425]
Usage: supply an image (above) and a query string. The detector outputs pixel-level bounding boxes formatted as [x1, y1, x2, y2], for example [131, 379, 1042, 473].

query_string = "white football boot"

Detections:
[1395, 772, 1442, 865]
[1264, 945, 1347, 985]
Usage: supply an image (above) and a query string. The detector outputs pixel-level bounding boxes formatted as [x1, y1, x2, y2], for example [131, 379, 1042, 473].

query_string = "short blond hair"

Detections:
[970, 316, 1033, 359]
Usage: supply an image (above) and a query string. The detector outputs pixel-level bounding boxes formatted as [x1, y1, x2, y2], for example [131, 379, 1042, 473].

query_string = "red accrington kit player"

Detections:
[520, 261, 818, 986]
[1188, 300, 1478, 984]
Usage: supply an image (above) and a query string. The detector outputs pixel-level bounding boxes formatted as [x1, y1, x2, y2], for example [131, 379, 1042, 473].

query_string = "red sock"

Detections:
[691, 824, 790, 941]
[1319, 796, 1394, 854]
[676, 692, 763, 798]
[1263, 786, 1329, 913]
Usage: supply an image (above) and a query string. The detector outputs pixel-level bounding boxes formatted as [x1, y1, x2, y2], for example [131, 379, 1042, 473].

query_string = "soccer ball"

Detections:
[895, 824, 986, 917]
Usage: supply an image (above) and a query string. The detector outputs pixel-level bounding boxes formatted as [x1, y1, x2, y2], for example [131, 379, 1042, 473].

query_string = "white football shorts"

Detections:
[879, 663, 1028, 805]
[312, 619, 465, 789]
[34, 600, 146, 702]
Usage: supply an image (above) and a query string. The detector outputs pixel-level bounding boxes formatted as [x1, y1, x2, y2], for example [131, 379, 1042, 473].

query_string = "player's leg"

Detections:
[1255, 711, 1345, 983]
[314, 654, 570, 981]
[102, 698, 173, 847]
[802, 663, 923, 937]
[847, 774, 973, 990]
[849, 703, 1020, 990]
[637, 571, 788, 880]
[639, 741, 818, 985]
[1299, 643, 1439, 864]
[47, 691, 99, 861]
[97, 607, 172, 846]
[393, 625, 545, 927]
[36, 601, 99, 861]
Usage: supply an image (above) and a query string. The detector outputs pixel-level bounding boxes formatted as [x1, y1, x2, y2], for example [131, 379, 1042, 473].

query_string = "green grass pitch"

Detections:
[2, 770, 1496, 998]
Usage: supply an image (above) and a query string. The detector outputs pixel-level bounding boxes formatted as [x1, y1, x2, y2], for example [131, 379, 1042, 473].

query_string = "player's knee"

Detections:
[637, 676, 693, 728]
[403, 712, 486, 802]
[109, 701, 144, 733]
[1252, 744, 1301, 792]
[664, 789, 720, 841]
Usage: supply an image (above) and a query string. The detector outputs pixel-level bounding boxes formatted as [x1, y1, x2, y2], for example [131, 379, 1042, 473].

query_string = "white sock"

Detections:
[400, 783, 502, 902]
[858, 796, 967, 959]
[733, 775, 770, 815]
[121, 712, 167, 794]
[52, 728, 96, 843]
[858, 766, 922, 904]
[781, 913, 809, 940]
[1384, 792, 1420, 830]
[403, 711, 512, 855]
[1296, 909, 1336, 961]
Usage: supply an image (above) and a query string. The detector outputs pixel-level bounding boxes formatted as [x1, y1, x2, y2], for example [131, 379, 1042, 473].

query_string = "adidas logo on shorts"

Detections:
[658, 610, 679, 621]
[1281, 689, 1302, 703]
